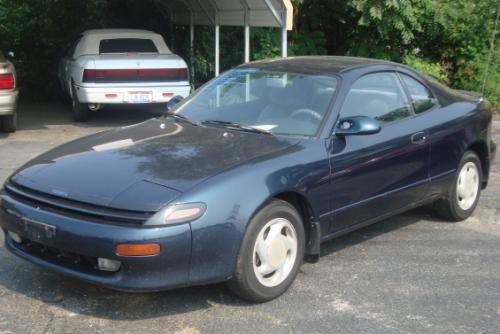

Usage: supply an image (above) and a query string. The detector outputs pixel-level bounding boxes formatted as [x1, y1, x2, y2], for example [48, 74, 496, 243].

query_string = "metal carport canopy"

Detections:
[154, 0, 293, 76]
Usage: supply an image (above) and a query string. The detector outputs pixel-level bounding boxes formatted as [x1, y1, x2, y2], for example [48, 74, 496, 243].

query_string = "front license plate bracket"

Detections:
[22, 217, 56, 240]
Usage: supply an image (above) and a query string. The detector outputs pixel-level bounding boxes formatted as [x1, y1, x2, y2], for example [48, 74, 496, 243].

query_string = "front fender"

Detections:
[176, 140, 330, 284]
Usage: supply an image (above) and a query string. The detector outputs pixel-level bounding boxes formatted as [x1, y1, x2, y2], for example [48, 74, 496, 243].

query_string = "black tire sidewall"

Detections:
[71, 85, 89, 122]
[2, 112, 17, 132]
[233, 200, 305, 302]
[1, 112, 17, 132]
[449, 152, 482, 220]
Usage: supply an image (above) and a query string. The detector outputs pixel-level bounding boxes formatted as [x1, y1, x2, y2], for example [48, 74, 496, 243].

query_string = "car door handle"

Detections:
[411, 132, 427, 144]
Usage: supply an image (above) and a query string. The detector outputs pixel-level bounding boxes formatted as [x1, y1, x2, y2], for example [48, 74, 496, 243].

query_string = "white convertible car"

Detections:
[58, 29, 191, 121]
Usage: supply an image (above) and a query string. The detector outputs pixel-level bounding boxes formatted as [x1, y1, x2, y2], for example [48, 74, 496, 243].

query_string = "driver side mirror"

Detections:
[166, 95, 184, 111]
[335, 116, 381, 135]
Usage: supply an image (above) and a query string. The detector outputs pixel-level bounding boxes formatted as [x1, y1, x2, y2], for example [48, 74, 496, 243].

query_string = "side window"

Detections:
[340, 72, 412, 124]
[399, 73, 436, 114]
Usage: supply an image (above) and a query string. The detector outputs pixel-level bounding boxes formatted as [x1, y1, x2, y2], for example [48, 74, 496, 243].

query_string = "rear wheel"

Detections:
[1, 112, 17, 132]
[71, 85, 89, 122]
[434, 151, 482, 221]
[228, 200, 305, 302]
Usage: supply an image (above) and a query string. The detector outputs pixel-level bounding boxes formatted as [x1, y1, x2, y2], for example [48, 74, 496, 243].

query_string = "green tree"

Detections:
[346, 0, 433, 60]
[0, 0, 497, 108]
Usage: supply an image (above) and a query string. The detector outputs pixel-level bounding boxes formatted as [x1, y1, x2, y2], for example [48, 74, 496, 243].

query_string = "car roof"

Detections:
[240, 56, 398, 75]
[75, 29, 171, 55]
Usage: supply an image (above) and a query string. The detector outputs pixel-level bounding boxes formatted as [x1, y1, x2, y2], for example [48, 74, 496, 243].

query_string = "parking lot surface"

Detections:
[0, 103, 499, 334]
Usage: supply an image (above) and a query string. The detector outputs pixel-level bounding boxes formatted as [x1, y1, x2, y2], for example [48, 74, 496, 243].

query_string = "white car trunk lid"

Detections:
[81, 54, 189, 85]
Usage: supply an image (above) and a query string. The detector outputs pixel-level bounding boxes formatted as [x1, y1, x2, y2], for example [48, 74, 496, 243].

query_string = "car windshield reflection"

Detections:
[175, 68, 338, 137]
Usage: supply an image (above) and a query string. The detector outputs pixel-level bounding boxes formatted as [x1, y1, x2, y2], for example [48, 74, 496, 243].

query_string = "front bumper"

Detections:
[74, 84, 191, 104]
[0, 90, 18, 115]
[0, 193, 192, 291]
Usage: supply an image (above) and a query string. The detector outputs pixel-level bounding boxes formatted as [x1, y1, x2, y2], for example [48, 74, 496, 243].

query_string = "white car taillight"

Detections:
[82, 68, 188, 83]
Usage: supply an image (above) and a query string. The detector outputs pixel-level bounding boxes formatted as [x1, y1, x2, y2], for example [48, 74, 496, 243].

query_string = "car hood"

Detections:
[11, 118, 299, 212]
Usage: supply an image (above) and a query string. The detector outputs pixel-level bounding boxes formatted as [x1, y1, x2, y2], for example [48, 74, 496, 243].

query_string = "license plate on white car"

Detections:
[129, 91, 153, 103]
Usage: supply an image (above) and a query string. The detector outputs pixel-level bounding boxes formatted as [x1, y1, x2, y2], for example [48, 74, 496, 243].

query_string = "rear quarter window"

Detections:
[99, 38, 158, 54]
[400, 73, 436, 114]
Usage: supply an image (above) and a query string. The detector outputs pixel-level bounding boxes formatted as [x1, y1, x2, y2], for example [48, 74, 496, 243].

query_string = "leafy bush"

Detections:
[0, 0, 497, 110]
[454, 49, 500, 110]
[403, 55, 448, 83]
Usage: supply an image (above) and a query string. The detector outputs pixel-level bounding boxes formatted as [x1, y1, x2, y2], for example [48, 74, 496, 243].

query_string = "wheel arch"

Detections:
[271, 191, 321, 261]
[467, 141, 489, 188]
[235, 190, 322, 274]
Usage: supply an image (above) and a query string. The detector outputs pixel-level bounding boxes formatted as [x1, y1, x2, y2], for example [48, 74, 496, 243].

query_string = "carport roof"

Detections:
[154, 0, 293, 30]
[153, 0, 293, 76]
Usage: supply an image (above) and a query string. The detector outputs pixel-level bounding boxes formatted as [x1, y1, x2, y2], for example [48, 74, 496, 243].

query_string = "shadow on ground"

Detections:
[318, 206, 440, 258]
[16, 101, 163, 131]
[0, 206, 438, 321]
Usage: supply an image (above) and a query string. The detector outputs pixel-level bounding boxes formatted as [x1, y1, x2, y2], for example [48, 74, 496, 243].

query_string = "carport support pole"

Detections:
[242, 1, 250, 63]
[264, 0, 287, 58]
[190, 13, 195, 80]
[214, 13, 221, 105]
[281, 24, 287, 58]
[244, 25, 250, 63]
[215, 18, 220, 76]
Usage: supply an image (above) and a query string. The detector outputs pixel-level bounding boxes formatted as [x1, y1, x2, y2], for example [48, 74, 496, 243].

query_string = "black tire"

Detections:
[71, 85, 89, 122]
[59, 80, 72, 104]
[433, 151, 482, 221]
[228, 199, 305, 302]
[1, 112, 17, 132]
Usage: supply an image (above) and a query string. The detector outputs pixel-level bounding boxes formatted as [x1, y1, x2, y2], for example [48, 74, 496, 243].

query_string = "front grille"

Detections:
[5, 180, 152, 225]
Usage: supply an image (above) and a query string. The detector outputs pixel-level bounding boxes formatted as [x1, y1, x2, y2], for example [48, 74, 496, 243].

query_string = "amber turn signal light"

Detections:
[115, 243, 161, 256]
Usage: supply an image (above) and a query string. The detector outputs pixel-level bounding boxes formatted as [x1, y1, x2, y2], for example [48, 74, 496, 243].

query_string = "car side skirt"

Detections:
[320, 195, 441, 244]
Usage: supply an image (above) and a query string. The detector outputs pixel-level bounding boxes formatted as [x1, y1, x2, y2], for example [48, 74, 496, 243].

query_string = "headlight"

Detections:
[145, 202, 207, 226]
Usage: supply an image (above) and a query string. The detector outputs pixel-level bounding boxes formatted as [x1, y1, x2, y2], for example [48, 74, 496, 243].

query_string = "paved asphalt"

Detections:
[0, 103, 499, 334]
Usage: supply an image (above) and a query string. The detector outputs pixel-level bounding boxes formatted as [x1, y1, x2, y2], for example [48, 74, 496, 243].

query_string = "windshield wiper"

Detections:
[162, 112, 199, 126]
[201, 120, 273, 135]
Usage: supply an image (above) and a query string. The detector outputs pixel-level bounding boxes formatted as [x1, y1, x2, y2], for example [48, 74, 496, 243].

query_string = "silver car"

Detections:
[0, 50, 18, 132]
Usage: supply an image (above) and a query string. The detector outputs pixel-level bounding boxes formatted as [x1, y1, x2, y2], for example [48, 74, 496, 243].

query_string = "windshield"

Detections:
[175, 68, 338, 136]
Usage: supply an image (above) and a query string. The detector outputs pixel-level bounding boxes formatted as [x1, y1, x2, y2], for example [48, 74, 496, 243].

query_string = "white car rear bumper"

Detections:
[74, 84, 191, 104]
[0, 90, 18, 115]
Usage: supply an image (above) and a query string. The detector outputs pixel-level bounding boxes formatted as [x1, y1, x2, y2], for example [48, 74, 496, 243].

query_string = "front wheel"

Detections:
[228, 200, 305, 302]
[434, 151, 482, 221]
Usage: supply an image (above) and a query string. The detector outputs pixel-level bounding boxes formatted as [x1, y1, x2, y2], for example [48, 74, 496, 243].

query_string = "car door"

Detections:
[397, 72, 463, 199]
[327, 71, 430, 234]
